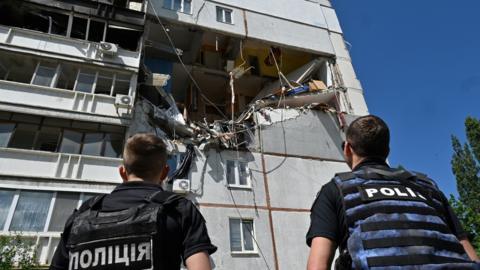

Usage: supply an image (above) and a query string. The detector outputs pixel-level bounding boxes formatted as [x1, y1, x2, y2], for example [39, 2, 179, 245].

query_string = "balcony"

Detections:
[0, 25, 141, 69]
[0, 147, 122, 184]
[0, 50, 136, 124]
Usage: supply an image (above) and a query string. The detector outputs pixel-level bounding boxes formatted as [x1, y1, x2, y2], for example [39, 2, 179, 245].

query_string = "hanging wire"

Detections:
[149, 3, 228, 120]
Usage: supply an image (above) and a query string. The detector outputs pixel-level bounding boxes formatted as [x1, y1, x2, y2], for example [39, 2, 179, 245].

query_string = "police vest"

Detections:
[66, 191, 179, 270]
[333, 166, 479, 270]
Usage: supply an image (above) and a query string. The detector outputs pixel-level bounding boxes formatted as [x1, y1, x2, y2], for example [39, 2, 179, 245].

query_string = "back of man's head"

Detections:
[346, 115, 390, 159]
[123, 133, 168, 181]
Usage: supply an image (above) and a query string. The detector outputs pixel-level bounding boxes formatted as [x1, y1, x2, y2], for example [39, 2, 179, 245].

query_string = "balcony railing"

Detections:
[0, 80, 132, 121]
[0, 148, 122, 184]
[0, 25, 141, 69]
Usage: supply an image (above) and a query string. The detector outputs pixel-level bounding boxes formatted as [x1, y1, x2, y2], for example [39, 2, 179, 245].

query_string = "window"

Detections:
[1, 115, 125, 158]
[164, 0, 192, 14]
[34, 127, 61, 152]
[0, 188, 100, 233]
[216, 6, 233, 24]
[9, 191, 52, 232]
[229, 218, 256, 253]
[70, 17, 88, 40]
[31, 62, 58, 87]
[59, 130, 83, 154]
[81, 133, 104, 156]
[88, 20, 106, 42]
[48, 192, 80, 232]
[226, 160, 251, 187]
[8, 123, 38, 150]
[0, 123, 15, 147]
[0, 190, 15, 230]
[75, 69, 96, 93]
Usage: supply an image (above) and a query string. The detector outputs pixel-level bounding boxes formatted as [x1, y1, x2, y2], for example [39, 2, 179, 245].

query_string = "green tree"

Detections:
[451, 116, 480, 252]
[0, 235, 38, 270]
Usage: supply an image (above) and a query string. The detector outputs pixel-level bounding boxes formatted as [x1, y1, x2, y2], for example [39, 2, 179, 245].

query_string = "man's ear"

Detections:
[119, 165, 128, 182]
[160, 164, 169, 181]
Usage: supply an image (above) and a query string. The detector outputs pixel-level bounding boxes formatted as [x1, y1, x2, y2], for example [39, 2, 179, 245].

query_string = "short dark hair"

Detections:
[346, 115, 390, 159]
[123, 133, 168, 180]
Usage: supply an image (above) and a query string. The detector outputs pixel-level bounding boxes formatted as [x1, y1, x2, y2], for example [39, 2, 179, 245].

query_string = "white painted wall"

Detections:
[0, 148, 122, 183]
[0, 26, 141, 70]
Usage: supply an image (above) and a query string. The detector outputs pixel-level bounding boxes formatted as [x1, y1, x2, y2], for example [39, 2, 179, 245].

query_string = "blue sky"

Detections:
[334, 1, 480, 196]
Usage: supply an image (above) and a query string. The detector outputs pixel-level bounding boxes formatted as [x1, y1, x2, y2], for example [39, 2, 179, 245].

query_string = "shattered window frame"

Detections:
[229, 218, 257, 254]
[216, 6, 233, 24]
[0, 115, 125, 158]
[225, 160, 251, 189]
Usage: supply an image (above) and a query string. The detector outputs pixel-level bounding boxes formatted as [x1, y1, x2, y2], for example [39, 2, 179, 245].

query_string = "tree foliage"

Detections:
[451, 116, 480, 253]
[0, 235, 38, 270]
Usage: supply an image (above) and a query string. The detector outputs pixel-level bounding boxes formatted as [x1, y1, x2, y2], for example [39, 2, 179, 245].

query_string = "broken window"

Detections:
[75, 69, 96, 93]
[216, 6, 233, 24]
[34, 127, 60, 152]
[113, 73, 131, 96]
[164, 0, 192, 14]
[46, 12, 69, 36]
[0, 122, 15, 147]
[88, 20, 106, 42]
[106, 25, 141, 51]
[95, 72, 114, 95]
[31, 62, 58, 87]
[70, 17, 88, 40]
[8, 123, 38, 150]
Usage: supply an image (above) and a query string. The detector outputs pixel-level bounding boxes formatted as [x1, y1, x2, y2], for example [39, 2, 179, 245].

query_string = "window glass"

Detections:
[81, 133, 104, 156]
[242, 220, 254, 251]
[88, 20, 105, 42]
[163, 0, 172, 8]
[173, 0, 182, 11]
[0, 189, 15, 230]
[71, 17, 88, 40]
[8, 123, 38, 150]
[226, 160, 236, 185]
[216, 7, 223, 22]
[75, 71, 96, 93]
[224, 9, 232, 24]
[184, 0, 192, 13]
[48, 192, 79, 232]
[59, 130, 83, 154]
[10, 191, 52, 232]
[35, 127, 60, 152]
[0, 123, 15, 147]
[229, 218, 242, 252]
[32, 65, 56, 87]
[239, 162, 249, 186]
[103, 133, 123, 158]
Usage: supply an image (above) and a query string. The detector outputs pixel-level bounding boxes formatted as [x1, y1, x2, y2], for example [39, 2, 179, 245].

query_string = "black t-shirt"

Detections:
[306, 159, 467, 248]
[50, 181, 217, 270]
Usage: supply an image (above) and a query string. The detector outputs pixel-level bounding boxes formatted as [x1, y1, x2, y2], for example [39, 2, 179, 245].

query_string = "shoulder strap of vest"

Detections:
[78, 194, 107, 212]
[146, 190, 183, 206]
[335, 171, 357, 181]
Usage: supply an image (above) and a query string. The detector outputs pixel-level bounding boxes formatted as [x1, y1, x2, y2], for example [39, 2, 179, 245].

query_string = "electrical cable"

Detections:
[149, 2, 228, 120]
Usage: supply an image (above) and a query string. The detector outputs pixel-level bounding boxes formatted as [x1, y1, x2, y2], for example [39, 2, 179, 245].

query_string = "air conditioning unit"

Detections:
[115, 94, 133, 108]
[172, 179, 191, 194]
[99, 42, 118, 56]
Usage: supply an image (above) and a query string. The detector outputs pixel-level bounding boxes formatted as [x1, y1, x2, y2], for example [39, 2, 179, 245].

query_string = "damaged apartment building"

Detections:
[0, 0, 368, 269]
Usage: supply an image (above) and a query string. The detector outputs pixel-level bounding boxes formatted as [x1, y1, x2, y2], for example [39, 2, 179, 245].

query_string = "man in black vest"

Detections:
[50, 133, 217, 270]
[306, 115, 479, 269]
